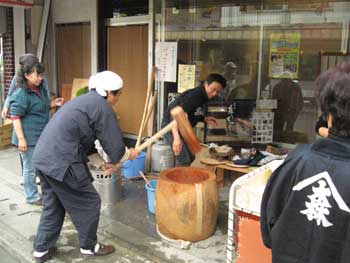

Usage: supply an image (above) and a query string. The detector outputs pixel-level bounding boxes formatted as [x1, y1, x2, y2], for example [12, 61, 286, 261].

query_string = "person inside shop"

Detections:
[7, 54, 64, 206]
[31, 71, 139, 262]
[272, 76, 303, 133]
[162, 73, 226, 166]
[315, 112, 328, 137]
[217, 61, 238, 102]
[260, 61, 350, 263]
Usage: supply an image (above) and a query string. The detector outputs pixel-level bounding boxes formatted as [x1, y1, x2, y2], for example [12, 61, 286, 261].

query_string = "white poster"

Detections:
[155, 42, 178, 82]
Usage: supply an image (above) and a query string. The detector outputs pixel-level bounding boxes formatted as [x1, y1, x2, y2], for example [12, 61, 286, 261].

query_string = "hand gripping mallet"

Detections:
[134, 106, 201, 154]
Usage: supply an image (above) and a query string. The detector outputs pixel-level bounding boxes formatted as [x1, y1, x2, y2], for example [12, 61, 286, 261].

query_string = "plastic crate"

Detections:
[227, 160, 284, 263]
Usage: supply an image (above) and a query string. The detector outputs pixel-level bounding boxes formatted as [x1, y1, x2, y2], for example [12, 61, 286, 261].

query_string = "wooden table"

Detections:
[191, 145, 254, 187]
[215, 164, 254, 187]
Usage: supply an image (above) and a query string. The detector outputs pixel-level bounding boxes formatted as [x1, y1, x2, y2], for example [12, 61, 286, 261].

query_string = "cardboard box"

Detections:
[0, 122, 13, 149]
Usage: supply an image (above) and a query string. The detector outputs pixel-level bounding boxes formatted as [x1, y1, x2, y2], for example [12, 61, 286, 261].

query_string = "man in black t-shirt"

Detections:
[162, 73, 226, 166]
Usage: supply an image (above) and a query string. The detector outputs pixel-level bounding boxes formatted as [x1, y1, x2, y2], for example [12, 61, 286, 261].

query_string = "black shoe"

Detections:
[81, 243, 115, 257]
[34, 247, 57, 263]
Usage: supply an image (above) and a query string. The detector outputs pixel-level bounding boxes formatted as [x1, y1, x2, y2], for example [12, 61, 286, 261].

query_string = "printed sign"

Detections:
[269, 33, 301, 79]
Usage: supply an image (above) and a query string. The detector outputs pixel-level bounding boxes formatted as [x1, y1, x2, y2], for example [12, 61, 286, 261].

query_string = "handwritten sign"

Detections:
[155, 42, 178, 82]
[178, 64, 196, 93]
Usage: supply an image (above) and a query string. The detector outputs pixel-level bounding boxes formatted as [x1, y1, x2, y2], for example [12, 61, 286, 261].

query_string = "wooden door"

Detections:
[107, 25, 148, 135]
[56, 22, 91, 100]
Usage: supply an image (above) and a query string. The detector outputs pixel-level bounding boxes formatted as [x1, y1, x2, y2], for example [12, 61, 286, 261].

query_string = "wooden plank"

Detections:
[61, 83, 72, 102]
[71, 78, 89, 100]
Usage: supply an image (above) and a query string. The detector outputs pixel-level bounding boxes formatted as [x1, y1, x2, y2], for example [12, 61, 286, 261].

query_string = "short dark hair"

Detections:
[206, 73, 226, 89]
[109, 89, 120, 96]
[16, 53, 44, 87]
[316, 61, 350, 137]
[101, 89, 121, 99]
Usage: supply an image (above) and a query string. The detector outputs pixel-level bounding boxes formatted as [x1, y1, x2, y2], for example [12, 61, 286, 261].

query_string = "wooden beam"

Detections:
[36, 0, 50, 62]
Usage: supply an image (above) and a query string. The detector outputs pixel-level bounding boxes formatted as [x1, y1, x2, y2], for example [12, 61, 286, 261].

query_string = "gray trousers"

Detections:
[163, 132, 195, 166]
[34, 165, 101, 252]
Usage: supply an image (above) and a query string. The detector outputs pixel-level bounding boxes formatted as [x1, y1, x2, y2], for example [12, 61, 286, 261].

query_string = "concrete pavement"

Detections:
[0, 146, 230, 263]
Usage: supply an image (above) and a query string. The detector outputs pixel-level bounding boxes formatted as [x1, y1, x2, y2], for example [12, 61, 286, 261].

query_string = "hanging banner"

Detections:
[155, 42, 178, 82]
[178, 64, 196, 93]
[269, 33, 301, 79]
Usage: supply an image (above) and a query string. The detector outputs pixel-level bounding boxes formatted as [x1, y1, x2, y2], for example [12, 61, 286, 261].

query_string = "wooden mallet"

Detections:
[135, 106, 201, 154]
[113, 106, 200, 171]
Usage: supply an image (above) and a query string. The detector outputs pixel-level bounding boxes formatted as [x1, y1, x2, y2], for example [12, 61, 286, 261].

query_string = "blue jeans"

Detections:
[20, 146, 41, 203]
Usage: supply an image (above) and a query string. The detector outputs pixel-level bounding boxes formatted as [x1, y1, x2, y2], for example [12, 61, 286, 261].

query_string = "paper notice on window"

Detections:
[256, 99, 277, 109]
[178, 64, 196, 93]
[155, 42, 178, 82]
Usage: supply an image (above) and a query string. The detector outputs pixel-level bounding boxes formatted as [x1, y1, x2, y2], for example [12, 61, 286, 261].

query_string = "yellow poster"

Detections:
[269, 33, 301, 79]
[178, 64, 196, 93]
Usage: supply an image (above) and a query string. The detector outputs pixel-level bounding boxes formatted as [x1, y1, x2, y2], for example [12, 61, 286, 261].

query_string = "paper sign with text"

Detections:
[178, 64, 196, 93]
[155, 42, 178, 82]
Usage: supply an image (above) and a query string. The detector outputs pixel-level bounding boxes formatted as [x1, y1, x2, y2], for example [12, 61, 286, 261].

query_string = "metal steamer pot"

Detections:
[151, 138, 174, 173]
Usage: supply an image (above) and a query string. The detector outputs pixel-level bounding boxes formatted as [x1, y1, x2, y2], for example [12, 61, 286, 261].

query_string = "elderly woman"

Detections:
[9, 54, 64, 205]
[260, 62, 350, 263]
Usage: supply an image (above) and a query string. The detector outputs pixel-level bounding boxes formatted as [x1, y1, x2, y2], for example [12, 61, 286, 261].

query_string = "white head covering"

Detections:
[88, 70, 123, 96]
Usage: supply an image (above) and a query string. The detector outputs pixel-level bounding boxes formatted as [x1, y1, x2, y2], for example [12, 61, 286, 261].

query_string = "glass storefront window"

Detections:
[155, 1, 350, 146]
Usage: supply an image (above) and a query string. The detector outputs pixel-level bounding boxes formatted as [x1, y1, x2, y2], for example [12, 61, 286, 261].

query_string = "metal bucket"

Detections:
[91, 170, 122, 204]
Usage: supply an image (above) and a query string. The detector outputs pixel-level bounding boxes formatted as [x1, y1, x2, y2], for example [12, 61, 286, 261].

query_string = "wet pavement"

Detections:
[0, 246, 20, 263]
[0, 146, 234, 263]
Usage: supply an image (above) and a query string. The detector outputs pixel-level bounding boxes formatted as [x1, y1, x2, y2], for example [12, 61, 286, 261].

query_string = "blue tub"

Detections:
[122, 151, 146, 179]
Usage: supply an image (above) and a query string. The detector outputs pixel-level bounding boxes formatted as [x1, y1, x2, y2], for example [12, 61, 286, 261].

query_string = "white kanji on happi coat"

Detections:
[292, 171, 350, 228]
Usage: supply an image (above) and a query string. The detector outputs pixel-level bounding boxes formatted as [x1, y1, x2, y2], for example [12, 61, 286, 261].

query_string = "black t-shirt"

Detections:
[162, 85, 209, 128]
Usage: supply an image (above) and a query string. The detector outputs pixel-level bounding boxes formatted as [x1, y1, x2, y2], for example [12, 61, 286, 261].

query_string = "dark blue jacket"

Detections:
[261, 135, 350, 263]
[32, 90, 126, 182]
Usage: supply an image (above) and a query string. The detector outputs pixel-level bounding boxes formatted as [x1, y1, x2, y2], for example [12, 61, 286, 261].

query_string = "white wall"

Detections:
[48, 0, 97, 93]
